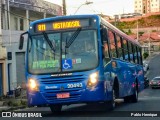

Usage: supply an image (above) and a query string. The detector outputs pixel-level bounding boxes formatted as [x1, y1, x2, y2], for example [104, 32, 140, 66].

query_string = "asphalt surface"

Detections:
[1, 53, 160, 120]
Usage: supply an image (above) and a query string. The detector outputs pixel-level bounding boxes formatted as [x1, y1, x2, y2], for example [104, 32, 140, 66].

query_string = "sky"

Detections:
[44, 0, 134, 16]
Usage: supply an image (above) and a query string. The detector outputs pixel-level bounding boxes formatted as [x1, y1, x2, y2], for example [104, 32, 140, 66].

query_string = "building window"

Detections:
[20, 18, 24, 30]
[7, 52, 12, 60]
[14, 17, 18, 30]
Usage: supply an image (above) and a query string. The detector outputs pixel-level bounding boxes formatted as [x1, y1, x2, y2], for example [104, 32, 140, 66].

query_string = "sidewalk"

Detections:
[0, 89, 28, 112]
[0, 101, 10, 111]
[0, 98, 27, 112]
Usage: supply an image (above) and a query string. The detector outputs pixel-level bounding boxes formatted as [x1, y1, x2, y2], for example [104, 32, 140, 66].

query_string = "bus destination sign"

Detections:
[53, 20, 80, 29]
[35, 19, 89, 32]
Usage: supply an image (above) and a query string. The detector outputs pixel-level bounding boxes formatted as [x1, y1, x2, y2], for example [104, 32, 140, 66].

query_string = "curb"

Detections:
[0, 106, 27, 112]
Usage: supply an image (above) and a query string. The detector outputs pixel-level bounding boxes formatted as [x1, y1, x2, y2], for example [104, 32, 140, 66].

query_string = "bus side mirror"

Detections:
[19, 31, 28, 50]
[101, 27, 108, 42]
[19, 35, 24, 50]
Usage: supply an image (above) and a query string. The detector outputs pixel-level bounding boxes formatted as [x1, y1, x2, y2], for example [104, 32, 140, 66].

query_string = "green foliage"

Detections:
[143, 52, 149, 59]
[138, 19, 145, 24]
[148, 15, 160, 19]
[112, 14, 160, 29]
[139, 31, 144, 36]
[126, 29, 132, 35]
[152, 30, 157, 32]
[21, 100, 27, 106]
[7, 99, 27, 107]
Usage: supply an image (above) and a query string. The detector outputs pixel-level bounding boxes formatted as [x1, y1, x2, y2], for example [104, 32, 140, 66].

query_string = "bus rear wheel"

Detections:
[130, 87, 138, 103]
[124, 96, 130, 103]
[50, 105, 62, 113]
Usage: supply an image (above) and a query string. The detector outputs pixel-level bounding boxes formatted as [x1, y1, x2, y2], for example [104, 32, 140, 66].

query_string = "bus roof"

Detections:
[30, 14, 99, 26]
[30, 14, 141, 47]
[100, 17, 141, 47]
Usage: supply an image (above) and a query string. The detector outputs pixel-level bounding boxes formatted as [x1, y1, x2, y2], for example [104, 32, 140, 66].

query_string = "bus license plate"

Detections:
[57, 93, 70, 99]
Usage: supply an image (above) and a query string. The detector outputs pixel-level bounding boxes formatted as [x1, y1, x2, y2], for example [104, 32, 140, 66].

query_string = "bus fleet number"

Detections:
[67, 83, 83, 88]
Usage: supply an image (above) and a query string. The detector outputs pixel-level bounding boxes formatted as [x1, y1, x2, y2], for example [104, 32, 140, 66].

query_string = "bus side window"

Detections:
[108, 30, 117, 58]
[123, 39, 129, 61]
[103, 41, 110, 65]
[128, 42, 134, 63]
[135, 46, 139, 64]
[138, 47, 143, 65]
[115, 34, 123, 59]
[100, 26, 110, 66]
[133, 45, 137, 63]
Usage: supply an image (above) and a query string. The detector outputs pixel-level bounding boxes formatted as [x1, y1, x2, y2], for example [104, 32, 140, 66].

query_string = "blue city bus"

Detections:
[19, 14, 144, 113]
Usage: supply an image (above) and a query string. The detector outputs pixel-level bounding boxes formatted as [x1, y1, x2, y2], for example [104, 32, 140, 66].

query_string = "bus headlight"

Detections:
[87, 72, 99, 87]
[28, 78, 39, 91]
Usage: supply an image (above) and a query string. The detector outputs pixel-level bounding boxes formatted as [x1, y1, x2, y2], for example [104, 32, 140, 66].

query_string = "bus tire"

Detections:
[130, 86, 138, 103]
[50, 104, 62, 113]
[108, 89, 116, 110]
[124, 96, 130, 103]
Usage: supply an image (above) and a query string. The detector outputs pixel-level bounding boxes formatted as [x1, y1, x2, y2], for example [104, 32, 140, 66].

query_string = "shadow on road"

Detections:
[42, 100, 140, 117]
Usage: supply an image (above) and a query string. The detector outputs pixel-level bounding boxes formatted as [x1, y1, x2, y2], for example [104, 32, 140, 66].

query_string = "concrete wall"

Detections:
[6, 41, 27, 90]
[0, 60, 7, 95]
[0, 0, 62, 94]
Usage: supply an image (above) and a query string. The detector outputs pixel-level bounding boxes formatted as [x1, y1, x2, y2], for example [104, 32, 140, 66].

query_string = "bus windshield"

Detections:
[28, 29, 98, 74]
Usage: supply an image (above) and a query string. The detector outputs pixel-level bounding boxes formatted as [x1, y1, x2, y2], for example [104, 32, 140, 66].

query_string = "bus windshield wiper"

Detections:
[42, 32, 55, 53]
[42, 32, 56, 59]
[65, 27, 81, 48]
[64, 28, 81, 57]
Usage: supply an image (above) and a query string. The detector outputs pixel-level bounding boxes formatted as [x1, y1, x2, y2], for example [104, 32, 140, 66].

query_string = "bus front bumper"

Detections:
[27, 83, 112, 106]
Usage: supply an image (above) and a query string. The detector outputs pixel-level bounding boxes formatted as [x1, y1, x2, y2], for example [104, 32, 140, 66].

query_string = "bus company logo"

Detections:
[45, 86, 58, 89]
[51, 73, 72, 77]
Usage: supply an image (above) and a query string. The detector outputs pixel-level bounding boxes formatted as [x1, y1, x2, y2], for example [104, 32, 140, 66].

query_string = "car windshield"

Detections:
[153, 77, 160, 81]
[28, 29, 98, 74]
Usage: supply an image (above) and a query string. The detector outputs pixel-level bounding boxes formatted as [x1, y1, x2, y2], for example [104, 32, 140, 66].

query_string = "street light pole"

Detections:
[148, 30, 151, 56]
[74, 1, 93, 15]
[137, 20, 139, 42]
[62, 0, 67, 15]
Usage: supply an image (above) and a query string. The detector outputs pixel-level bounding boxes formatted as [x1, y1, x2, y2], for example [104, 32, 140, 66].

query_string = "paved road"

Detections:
[1, 53, 160, 120]
[146, 53, 160, 80]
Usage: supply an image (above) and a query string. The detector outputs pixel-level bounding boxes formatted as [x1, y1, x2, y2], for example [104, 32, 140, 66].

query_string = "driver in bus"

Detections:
[86, 42, 95, 53]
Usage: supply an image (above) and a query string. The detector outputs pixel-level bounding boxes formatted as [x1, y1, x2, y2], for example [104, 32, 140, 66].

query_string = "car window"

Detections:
[153, 78, 160, 80]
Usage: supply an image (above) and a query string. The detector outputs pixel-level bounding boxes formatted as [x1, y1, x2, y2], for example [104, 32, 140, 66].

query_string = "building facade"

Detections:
[134, 0, 160, 14]
[0, 0, 62, 96]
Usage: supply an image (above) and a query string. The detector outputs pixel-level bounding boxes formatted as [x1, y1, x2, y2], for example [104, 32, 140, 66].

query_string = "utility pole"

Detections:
[148, 30, 151, 56]
[7, 0, 11, 46]
[136, 20, 139, 42]
[0, 0, 7, 60]
[62, 0, 66, 15]
[0, 0, 2, 45]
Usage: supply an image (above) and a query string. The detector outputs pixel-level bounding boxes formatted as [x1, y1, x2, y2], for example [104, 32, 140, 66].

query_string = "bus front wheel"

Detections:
[108, 89, 116, 110]
[50, 104, 62, 113]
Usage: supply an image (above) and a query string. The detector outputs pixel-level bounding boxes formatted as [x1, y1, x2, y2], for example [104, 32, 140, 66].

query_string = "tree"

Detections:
[143, 52, 149, 59]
